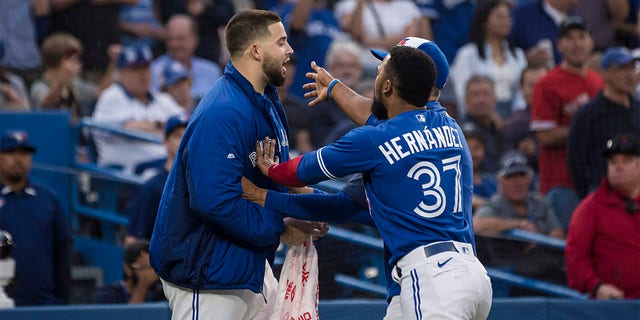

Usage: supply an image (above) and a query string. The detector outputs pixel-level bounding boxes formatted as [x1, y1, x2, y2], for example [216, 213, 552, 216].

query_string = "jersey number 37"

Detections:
[407, 155, 462, 218]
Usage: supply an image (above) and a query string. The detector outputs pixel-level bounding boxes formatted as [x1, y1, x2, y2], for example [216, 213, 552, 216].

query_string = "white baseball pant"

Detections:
[161, 261, 278, 320]
[393, 241, 493, 320]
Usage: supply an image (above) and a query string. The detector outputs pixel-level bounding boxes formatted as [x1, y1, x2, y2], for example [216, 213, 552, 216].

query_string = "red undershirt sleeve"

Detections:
[268, 156, 306, 187]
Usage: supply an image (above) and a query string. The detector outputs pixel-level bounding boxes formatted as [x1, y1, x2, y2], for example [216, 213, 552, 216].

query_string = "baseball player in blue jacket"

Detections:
[149, 10, 321, 320]
[253, 45, 493, 319]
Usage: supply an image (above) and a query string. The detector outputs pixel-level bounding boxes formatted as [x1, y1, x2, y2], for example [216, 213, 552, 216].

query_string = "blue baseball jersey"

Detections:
[295, 108, 475, 265]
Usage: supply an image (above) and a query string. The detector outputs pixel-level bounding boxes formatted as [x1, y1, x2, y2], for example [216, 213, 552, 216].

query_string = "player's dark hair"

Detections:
[469, 0, 516, 60]
[225, 10, 282, 58]
[385, 46, 435, 108]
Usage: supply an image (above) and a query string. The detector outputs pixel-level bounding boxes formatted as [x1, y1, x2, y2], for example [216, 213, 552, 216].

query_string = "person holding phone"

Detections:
[30, 32, 117, 122]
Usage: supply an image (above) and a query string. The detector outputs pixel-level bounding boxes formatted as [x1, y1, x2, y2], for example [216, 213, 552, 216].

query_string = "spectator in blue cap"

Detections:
[160, 61, 193, 112]
[0, 130, 72, 306]
[91, 44, 184, 174]
[569, 46, 640, 200]
[125, 115, 189, 245]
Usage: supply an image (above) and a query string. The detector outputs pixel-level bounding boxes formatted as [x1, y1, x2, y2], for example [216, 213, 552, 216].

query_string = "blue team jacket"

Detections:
[150, 62, 289, 292]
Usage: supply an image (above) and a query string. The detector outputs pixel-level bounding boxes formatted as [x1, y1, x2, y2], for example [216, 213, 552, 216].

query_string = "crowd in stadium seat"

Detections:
[1, 0, 639, 304]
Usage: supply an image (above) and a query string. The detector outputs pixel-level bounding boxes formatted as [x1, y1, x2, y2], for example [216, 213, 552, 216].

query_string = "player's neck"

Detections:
[386, 96, 425, 119]
[231, 58, 268, 94]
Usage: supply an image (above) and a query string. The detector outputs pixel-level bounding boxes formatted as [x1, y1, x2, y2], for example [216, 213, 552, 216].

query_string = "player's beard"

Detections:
[262, 54, 286, 87]
[371, 97, 389, 120]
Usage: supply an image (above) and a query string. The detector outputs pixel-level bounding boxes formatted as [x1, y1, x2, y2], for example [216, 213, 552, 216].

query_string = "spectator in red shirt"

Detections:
[530, 16, 604, 231]
[565, 134, 640, 299]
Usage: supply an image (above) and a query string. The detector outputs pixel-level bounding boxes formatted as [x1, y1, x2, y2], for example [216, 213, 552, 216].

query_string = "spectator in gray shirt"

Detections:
[473, 150, 566, 294]
[474, 149, 564, 238]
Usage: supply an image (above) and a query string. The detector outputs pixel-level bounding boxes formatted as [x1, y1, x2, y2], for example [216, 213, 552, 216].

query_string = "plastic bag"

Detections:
[269, 237, 319, 320]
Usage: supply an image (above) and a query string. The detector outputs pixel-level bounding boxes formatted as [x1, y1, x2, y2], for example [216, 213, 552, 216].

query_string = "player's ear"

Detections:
[248, 43, 262, 61]
[382, 79, 393, 97]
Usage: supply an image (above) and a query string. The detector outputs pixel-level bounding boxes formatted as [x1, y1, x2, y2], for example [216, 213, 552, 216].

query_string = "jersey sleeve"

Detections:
[184, 106, 285, 247]
[297, 127, 378, 185]
[265, 190, 365, 223]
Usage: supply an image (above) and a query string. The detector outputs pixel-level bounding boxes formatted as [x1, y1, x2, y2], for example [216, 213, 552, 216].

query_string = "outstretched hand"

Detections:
[302, 61, 336, 107]
[255, 137, 279, 177]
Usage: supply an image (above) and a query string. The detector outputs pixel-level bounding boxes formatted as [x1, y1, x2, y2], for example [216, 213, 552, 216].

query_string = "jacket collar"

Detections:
[1, 183, 37, 196]
[224, 61, 290, 137]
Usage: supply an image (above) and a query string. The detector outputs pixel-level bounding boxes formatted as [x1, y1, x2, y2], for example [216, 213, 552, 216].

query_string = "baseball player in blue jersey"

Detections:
[242, 37, 484, 319]
[254, 45, 492, 319]
[148, 10, 325, 320]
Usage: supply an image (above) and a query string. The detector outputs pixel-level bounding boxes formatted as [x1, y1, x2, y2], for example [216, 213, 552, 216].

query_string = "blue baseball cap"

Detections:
[0, 130, 36, 153]
[498, 150, 532, 178]
[162, 61, 190, 87]
[116, 44, 153, 69]
[600, 47, 640, 69]
[164, 114, 189, 138]
[370, 37, 449, 89]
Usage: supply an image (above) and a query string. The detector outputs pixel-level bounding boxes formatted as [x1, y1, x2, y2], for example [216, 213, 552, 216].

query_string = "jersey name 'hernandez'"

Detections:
[295, 109, 473, 265]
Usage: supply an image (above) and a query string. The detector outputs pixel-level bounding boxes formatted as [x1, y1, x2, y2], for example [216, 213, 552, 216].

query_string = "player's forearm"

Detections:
[329, 81, 372, 126]
[350, 210, 375, 227]
[266, 190, 362, 223]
